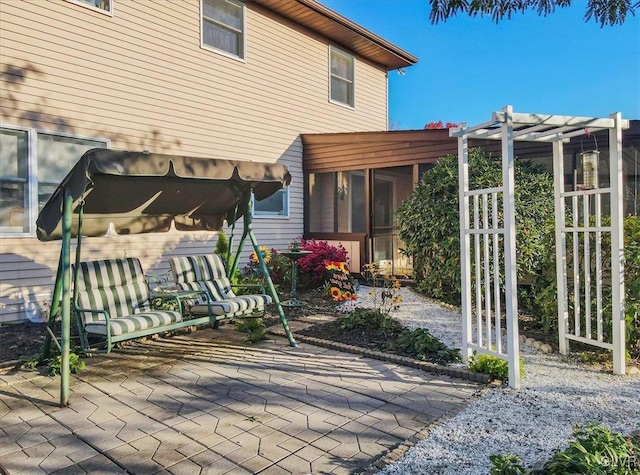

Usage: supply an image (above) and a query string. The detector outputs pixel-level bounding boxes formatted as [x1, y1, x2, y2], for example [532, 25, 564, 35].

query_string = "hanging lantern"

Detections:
[580, 133, 599, 189]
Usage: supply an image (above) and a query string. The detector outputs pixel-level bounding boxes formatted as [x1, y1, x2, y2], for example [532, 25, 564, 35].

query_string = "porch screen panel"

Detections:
[308, 172, 334, 233]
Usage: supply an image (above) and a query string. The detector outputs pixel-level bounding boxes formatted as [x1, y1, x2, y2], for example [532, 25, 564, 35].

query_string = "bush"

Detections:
[242, 247, 291, 291]
[490, 454, 528, 475]
[297, 239, 348, 289]
[469, 353, 524, 383]
[235, 317, 268, 343]
[390, 327, 461, 365]
[396, 149, 555, 305]
[527, 215, 640, 358]
[490, 424, 640, 474]
[544, 423, 639, 474]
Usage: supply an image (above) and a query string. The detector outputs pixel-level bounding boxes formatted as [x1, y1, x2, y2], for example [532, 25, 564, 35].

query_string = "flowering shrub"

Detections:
[296, 239, 348, 288]
[243, 247, 290, 291]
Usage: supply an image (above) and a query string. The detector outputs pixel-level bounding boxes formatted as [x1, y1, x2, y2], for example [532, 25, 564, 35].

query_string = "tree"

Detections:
[424, 121, 459, 129]
[429, 0, 639, 27]
[396, 149, 555, 304]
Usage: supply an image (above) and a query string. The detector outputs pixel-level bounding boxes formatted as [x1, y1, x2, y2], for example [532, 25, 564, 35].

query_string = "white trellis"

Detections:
[451, 106, 629, 388]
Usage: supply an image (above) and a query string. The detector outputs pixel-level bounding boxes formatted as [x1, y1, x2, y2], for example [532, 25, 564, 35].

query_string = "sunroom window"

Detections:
[202, 0, 245, 59]
[329, 47, 355, 107]
[0, 127, 108, 235]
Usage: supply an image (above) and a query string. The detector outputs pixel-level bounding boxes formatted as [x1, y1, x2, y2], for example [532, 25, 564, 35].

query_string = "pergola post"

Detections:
[552, 141, 569, 355]
[610, 112, 626, 375]
[501, 106, 521, 388]
[458, 130, 473, 362]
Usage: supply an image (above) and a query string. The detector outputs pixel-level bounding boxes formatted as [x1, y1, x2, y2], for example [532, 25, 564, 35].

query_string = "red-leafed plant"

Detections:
[297, 239, 349, 288]
[424, 121, 459, 130]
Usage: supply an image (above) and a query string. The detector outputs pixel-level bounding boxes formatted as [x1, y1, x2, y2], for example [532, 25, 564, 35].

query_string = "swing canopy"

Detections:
[36, 149, 291, 241]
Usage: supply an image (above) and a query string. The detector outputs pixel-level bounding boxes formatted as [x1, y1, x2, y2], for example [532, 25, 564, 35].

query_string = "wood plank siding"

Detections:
[0, 0, 414, 322]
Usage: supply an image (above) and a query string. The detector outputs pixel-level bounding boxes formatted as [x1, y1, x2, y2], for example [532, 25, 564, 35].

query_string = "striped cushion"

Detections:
[84, 310, 182, 336]
[76, 258, 147, 291]
[170, 255, 227, 284]
[75, 258, 152, 325]
[176, 279, 236, 303]
[190, 294, 272, 316]
[169, 254, 271, 316]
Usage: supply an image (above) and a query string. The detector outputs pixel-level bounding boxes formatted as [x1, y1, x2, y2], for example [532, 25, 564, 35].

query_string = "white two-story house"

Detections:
[0, 0, 417, 322]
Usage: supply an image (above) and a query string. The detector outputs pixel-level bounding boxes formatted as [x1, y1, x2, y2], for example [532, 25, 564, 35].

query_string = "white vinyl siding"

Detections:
[65, 0, 112, 15]
[0, 0, 389, 322]
[201, 0, 245, 60]
[329, 46, 355, 108]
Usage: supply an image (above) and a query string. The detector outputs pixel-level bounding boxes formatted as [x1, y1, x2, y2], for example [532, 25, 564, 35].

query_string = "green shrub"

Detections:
[490, 454, 528, 475]
[490, 424, 639, 475]
[396, 149, 555, 305]
[544, 423, 639, 474]
[235, 317, 268, 344]
[527, 215, 640, 359]
[390, 327, 461, 365]
[21, 349, 86, 376]
[339, 308, 401, 336]
[214, 230, 230, 266]
[469, 353, 524, 383]
[48, 352, 86, 376]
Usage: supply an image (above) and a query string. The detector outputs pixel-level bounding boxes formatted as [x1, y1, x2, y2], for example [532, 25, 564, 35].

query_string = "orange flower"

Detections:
[330, 287, 341, 300]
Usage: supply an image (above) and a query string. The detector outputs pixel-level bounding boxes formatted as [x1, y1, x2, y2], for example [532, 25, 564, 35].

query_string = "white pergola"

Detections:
[451, 106, 629, 388]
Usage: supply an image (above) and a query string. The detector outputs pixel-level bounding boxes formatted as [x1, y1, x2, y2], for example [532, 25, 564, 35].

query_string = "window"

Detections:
[329, 47, 355, 107]
[66, 0, 112, 14]
[254, 188, 289, 218]
[0, 127, 108, 235]
[307, 171, 364, 233]
[202, 0, 245, 59]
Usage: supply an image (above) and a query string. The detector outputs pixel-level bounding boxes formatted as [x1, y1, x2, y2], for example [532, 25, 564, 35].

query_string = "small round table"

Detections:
[280, 250, 312, 307]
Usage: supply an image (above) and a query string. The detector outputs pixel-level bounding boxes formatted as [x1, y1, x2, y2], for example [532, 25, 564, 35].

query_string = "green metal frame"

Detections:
[44, 186, 296, 407]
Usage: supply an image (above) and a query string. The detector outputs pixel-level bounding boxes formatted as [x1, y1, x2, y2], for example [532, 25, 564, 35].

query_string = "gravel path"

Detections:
[339, 286, 640, 474]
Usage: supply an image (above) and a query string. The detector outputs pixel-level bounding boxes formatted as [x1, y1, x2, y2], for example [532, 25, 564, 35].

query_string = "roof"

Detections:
[251, 0, 418, 70]
[36, 150, 291, 241]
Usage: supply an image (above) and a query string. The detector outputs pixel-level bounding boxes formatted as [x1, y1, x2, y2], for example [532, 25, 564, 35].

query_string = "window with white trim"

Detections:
[202, 0, 245, 59]
[66, 0, 112, 14]
[329, 46, 355, 107]
[253, 188, 289, 218]
[0, 127, 108, 235]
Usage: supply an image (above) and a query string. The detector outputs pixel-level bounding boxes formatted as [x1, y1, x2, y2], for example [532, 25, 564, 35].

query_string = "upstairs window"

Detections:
[202, 0, 245, 59]
[66, 0, 112, 14]
[329, 47, 355, 108]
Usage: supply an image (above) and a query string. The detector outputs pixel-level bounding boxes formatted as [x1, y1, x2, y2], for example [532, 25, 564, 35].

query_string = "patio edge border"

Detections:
[272, 330, 493, 384]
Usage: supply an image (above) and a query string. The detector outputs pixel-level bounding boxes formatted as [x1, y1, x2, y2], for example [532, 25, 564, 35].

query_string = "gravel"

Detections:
[339, 286, 640, 474]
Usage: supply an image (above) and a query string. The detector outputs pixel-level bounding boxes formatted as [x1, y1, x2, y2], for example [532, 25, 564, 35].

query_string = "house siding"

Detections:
[0, 0, 390, 322]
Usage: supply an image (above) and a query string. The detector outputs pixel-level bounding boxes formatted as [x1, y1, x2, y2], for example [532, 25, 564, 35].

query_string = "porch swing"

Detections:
[35, 149, 297, 406]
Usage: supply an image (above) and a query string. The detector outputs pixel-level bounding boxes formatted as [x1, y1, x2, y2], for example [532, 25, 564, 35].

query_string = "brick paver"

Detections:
[0, 324, 482, 474]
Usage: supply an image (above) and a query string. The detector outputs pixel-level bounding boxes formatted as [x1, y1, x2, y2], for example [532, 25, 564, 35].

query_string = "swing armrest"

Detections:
[74, 306, 113, 340]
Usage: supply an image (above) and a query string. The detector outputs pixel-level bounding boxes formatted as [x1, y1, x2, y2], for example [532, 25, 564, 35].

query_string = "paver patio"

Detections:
[0, 324, 482, 474]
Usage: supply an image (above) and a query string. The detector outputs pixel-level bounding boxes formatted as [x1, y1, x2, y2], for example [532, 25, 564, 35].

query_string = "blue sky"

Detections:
[319, 0, 640, 130]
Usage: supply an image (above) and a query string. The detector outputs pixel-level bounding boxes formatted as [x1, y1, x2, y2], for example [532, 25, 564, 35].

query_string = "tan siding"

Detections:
[0, 0, 389, 321]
